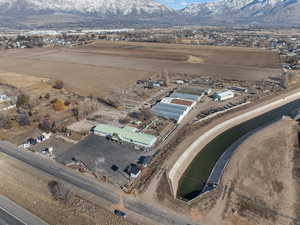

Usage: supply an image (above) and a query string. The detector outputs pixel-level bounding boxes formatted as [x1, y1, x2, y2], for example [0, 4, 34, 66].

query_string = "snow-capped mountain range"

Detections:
[181, 0, 299, 16]
[180, 0, 300, 25]
[0, 0, 174, 16]
[0, 0, 300, 27]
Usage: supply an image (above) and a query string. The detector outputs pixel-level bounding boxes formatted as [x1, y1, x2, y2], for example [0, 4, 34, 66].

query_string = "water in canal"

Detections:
[178, 98, 300, 200]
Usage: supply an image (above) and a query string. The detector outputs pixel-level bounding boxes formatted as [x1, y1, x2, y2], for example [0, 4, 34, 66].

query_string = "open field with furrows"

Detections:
[0, 41, 280, 97]
[0, 53, 149, 97]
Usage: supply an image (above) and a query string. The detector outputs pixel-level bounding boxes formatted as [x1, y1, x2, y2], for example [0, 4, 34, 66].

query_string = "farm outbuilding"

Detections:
[151, 99, 193, 123]
[212, 90, 234, 102]
[92, 124, 157, 148]
[151, 88, 204, 124]
[170, 88, 205, 102]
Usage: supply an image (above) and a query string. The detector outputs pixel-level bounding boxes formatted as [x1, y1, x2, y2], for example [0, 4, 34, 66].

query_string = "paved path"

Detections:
[202, 118, 279, 193]
[0, 195, 49, 225]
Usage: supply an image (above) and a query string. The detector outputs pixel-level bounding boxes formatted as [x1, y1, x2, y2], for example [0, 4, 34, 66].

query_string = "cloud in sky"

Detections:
[156, 0, 212, 9]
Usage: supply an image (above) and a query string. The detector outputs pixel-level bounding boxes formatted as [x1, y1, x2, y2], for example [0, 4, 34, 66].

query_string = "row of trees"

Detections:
[0, 113, 30, 129]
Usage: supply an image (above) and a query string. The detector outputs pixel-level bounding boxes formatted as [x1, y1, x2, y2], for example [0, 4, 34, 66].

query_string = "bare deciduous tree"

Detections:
[48, 181, 73, 204]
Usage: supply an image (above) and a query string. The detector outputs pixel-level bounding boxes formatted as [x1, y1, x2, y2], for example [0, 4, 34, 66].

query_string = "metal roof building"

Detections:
[170, 92, 202, 101]
[176, 87, 206, 96]
[151, 109, 183, 121]
[151, 88, 204, 124]
[212, 90, 234, 102]
[93, 124, 157, 148]
[151, 102, 190, 123]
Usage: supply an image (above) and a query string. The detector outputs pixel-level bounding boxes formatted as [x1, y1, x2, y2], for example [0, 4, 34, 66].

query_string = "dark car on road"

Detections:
[114, 209, 127, 218]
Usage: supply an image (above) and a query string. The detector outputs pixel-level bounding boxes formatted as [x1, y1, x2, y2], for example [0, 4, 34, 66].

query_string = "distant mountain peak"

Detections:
[0, 0, 300, 27]
[0, 0, 175, 16]
[180, 0, 300, 25]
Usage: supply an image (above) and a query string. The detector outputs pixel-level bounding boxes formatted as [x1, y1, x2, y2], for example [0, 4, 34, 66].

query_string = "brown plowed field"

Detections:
[0, 41, 281, 96]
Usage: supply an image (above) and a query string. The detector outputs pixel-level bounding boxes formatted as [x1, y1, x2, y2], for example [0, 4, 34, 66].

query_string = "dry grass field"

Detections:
[212, 117, 299, 225]
[0, 153, 144, 225]
[0, 41, 281, 97]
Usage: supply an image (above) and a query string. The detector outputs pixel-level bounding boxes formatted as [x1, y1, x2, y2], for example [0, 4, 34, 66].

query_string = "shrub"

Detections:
[119, 117, 131, 124]
[53, 99, 65, 111]
[48, 181, 73, 204]
[0, 114, 12, 129]
[64, 100, 71, 106]
[45, 93, 50, 99]
[3, 120, 12, 129]
[39, 119, 52, 132]
[16, 94, 30, 109]
[53, 80, 64, 89]
[16, 114, 31, 126]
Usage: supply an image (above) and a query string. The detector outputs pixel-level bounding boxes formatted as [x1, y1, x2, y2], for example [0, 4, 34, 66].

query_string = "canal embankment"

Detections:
[167, 89, 300, 199]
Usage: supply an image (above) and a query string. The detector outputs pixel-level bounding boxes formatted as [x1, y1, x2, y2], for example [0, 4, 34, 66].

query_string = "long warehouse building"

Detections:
[93, 124, 157, 148]
[151, 98, 194, 123]
[151, 88, 205, 123]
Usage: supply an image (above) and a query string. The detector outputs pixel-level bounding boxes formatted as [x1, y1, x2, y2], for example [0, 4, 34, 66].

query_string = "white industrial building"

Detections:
[212, 90, 234, 102]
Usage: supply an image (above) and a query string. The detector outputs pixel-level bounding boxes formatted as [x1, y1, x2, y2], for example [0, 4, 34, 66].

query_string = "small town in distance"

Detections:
[1, 1, 300, 225]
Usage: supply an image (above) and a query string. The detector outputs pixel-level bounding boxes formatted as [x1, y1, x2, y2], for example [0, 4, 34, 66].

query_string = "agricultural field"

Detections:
[0, 41, 281, 97]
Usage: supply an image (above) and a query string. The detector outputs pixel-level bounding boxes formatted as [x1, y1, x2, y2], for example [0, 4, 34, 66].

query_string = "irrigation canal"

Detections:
[178, 98, 300, 200]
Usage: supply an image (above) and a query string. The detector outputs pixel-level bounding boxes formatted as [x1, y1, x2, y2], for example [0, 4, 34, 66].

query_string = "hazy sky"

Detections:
[157, 0, 212, 9]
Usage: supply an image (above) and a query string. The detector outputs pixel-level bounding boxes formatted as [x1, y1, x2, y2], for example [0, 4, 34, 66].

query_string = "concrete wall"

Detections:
[167, 91, 300, 198]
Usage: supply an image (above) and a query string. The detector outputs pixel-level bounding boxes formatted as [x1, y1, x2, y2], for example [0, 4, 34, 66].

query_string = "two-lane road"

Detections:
[0, 208, 24, 225]
[0, 141, 201, 225]
[0, 195, 49, 225]
[0, 141, 119, 205]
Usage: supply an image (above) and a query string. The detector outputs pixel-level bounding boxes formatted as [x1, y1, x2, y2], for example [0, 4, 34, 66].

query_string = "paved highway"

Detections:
[0, 195, 49, 225]
[0, 141, 119, 205]
[0, 208, 24, 225]
[0, 141, 200, 225]
[124, 197, 196, 225]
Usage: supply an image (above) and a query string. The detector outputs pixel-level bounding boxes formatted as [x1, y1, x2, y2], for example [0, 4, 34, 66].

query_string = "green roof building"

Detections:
[93, 124, 157, 148]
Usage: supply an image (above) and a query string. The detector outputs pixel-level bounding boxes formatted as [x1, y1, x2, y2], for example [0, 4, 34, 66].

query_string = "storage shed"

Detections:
[212, 90, 234, 102]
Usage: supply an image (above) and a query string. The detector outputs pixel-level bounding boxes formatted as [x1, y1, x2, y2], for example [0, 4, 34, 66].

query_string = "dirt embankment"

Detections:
[214, 117, 299, 225]
[153, 117, 300, 225]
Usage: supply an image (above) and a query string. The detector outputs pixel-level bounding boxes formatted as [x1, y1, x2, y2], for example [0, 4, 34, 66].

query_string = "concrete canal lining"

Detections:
[167, 91, 300, 198]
